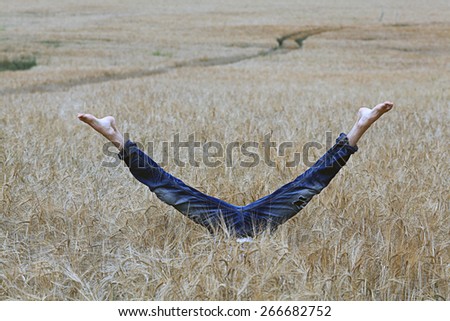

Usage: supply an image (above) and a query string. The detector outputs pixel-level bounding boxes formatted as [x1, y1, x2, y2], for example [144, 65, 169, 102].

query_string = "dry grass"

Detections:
[1, 0, 449, 300]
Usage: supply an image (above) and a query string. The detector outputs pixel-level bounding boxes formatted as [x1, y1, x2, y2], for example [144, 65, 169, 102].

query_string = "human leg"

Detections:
[242, 101, 394, 234]
[78, 114, 244, 235]
[119, 139, 244, 234]
[242, 133, 357, 233]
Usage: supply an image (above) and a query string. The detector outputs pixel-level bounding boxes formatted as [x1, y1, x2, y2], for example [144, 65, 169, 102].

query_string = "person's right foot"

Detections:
[78, 113, 124, 149]
[357, 101, 394, 129]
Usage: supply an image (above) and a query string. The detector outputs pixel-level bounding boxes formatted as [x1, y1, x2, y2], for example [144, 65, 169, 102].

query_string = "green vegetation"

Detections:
[40, 40, 61, 48]
[152, 50, 172, 57]
[0, 56, 37, 71]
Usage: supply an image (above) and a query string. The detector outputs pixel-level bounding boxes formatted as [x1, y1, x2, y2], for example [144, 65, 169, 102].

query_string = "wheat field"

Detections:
[1, 0, 449, 301]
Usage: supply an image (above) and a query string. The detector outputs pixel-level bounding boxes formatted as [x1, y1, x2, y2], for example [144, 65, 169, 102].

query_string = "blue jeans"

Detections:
[119, 133, 358, 237]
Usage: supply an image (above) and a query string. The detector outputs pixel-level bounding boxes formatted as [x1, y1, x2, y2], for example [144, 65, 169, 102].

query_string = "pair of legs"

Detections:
[78, 102, 393, 237]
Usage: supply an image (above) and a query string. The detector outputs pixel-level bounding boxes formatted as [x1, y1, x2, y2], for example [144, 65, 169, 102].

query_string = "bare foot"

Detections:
[347, 101, 394, 147]
[357, 101, 394, 129]
[77, 113, 124, 150]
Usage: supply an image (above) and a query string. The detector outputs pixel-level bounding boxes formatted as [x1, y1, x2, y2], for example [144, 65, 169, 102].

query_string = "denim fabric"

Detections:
[119, 133, 358, 237]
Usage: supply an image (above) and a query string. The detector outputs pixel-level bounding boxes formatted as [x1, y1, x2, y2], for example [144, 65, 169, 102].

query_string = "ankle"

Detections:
[356, 120, 371, 130]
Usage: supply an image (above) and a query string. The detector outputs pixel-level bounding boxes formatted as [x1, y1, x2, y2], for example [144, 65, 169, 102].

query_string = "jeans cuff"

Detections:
[336, 133, 358, 153]
[118, 140, 136, 160]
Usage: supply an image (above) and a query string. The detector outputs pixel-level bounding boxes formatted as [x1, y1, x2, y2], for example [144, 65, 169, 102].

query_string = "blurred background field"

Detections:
[0, 0, 449, 300]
